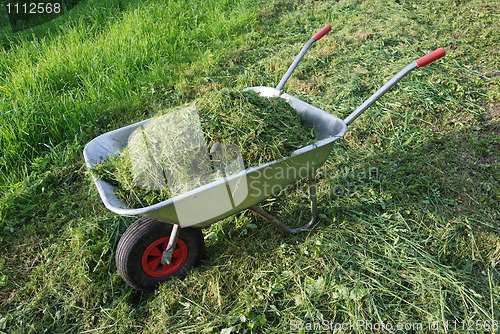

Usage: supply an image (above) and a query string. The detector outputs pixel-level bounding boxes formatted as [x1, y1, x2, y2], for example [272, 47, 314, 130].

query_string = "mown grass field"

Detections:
[0, 0, 499, 332]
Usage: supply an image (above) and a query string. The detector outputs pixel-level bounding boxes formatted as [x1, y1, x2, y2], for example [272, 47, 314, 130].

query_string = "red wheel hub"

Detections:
[141, 237, 188, 278]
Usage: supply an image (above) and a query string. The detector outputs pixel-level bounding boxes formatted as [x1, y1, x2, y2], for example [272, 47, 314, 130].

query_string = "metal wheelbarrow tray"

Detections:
[83, 24, 445, 290]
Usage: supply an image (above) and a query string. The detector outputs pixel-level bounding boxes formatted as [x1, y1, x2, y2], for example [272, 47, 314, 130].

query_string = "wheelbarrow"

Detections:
[83, 24, 445, 291]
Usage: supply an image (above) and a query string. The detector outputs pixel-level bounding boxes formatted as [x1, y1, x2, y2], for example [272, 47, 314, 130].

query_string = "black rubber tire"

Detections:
[116, 217, 205, 291]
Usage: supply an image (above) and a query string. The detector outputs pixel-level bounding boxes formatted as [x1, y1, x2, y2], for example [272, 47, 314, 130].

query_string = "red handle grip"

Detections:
[414, 48, 446, 68]
[313, 24, 331, 41]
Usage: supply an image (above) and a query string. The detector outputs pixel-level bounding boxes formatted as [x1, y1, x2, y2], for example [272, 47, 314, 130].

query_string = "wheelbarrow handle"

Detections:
[415, 47, 446, 68]
[343, 48, 446, 125]
[276, 25, 331, 91]
[313, 24, 332, 41]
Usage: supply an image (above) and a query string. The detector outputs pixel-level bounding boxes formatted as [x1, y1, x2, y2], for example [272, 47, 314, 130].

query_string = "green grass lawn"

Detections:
[0, 0, 498, 332]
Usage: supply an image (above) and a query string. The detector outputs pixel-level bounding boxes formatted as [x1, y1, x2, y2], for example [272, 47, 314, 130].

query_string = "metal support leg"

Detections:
[250, 172, 318, 234]
[161, 223, 180, 265]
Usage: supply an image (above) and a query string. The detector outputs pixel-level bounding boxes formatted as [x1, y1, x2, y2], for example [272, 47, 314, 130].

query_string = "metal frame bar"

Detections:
[161, 223, 180, 265]
[276, 37, 315, 91]
[344, 62, 417, 125]
[250, 172, 318, 234]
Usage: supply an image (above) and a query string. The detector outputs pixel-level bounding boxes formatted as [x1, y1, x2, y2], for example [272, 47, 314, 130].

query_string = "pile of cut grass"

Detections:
[93, 88, 315, 208]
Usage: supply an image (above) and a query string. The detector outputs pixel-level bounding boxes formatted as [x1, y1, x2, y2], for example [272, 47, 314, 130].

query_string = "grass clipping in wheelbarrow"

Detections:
[94, 89, 314, 208]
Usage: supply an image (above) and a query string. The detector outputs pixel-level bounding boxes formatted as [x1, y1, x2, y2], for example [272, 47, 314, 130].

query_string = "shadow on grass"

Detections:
[0, 0, 135, 49]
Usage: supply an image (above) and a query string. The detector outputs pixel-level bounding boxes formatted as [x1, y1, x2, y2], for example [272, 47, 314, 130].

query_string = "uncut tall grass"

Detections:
[0, 0, 263, 185]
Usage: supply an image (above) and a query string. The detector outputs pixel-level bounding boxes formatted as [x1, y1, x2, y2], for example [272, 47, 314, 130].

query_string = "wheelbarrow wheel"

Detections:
[116, 217, 204, 291]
